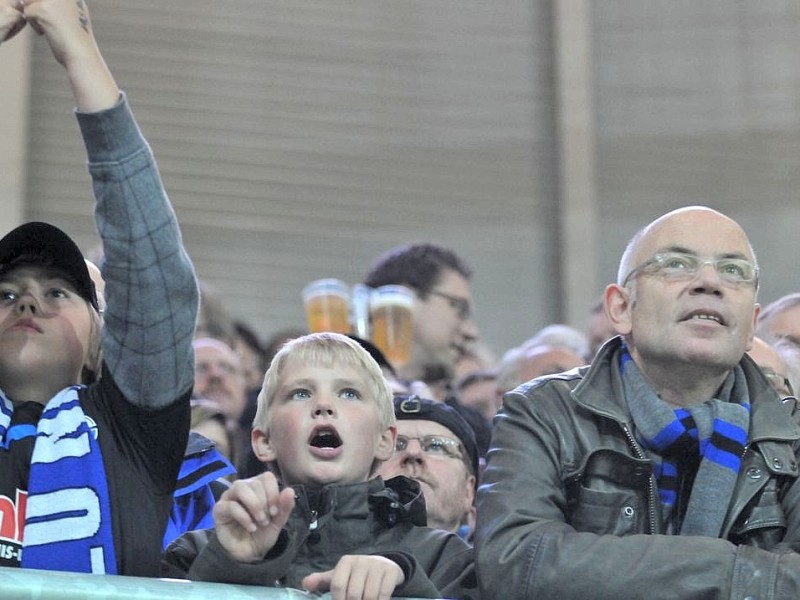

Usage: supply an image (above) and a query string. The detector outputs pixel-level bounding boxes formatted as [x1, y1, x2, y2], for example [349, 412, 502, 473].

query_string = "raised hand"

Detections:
[18, 0, 118, 111]
[19, 0, 96, 67]
[213, 472, 296, 563]
[0, 0, 25, 43]
[303, 554, 405, 600]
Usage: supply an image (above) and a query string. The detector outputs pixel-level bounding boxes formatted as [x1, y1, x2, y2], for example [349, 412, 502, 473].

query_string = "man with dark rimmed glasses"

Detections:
[477, 206, 800, 599]
[364, 243, 479, 388]
[378, 395, 479, 540]
[364, 243, 492, 457]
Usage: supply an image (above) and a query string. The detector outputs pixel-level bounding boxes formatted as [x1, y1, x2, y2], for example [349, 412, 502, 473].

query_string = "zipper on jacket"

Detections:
[309, 510, 318, 531]
[621, 424, 658, 534]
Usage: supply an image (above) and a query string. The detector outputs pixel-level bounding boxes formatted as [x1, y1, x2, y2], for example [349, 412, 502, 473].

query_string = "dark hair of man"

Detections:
[363, 243, 472, 298]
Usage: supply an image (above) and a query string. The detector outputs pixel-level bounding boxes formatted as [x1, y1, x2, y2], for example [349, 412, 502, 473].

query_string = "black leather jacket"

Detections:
[476, 338, 800, 600]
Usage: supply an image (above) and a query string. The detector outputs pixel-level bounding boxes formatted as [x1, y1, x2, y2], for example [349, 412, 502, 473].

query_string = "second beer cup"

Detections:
[302, 278, 351, 334]
[370, 285, 415, 368]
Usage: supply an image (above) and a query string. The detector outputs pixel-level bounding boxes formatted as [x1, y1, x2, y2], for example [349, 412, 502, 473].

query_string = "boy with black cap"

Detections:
[0, 0, 197, 577]
[378, 395, 479, 539]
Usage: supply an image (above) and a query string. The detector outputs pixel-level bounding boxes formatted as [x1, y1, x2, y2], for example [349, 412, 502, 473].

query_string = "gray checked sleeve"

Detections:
[76, 93, 199, 410]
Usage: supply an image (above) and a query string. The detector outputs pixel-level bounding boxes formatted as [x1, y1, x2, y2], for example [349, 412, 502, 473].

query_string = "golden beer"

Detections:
[303, 279, 351, 333]
[370, 286, 415, 367]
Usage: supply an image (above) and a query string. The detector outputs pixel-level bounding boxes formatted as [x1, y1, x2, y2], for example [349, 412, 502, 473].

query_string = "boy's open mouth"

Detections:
[309, 426, 342, 449]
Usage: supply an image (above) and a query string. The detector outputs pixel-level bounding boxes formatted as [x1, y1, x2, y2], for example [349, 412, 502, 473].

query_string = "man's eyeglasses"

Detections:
[428, 290, 471, 320]
[395, 434, 464, 461]
[622, 251, 759, 288]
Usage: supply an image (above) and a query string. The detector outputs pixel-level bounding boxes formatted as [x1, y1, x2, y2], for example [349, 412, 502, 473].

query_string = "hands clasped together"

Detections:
[214, 472, 405, 600]
[2, 0, 94, 63]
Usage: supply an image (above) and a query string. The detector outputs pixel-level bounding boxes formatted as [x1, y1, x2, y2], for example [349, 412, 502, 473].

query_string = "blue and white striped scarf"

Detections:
[0, 387, 117, 574]
[619, 348, 750, 536]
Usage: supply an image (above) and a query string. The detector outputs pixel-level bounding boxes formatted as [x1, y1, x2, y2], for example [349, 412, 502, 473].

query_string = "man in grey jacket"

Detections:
[476, 206, 800, 599]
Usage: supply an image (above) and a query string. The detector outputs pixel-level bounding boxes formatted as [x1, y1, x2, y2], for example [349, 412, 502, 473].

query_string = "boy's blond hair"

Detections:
[254, 332, 395, 433]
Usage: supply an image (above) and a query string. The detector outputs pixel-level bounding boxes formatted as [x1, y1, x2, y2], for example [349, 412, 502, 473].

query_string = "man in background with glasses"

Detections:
[477, 206, 800, 599]
[748, 335, 800, 421]
[379, 396, 479, 540]
[364, 243, 479, 390]
[364, 243, 491, 456]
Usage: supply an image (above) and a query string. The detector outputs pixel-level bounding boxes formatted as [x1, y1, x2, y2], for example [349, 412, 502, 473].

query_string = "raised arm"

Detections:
[26, 0, 199, 408]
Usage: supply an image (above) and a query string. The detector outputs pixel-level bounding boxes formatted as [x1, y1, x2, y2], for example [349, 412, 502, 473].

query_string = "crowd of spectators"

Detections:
[4, 2, 800, 599]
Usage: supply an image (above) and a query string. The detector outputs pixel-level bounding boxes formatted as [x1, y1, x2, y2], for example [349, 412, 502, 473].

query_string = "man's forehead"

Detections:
[195, 340, 241, 364]
[636, 209, 753, 261]
[435, 268, 473, 298]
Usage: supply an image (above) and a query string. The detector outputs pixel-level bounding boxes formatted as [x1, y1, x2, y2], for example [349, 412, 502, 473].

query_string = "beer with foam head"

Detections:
[370, 285, 415, 368]
[302, 279, 351, 334]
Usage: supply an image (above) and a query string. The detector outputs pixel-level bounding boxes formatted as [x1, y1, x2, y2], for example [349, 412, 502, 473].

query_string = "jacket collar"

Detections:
[290, 475, 427, 528]
[573, 336, 800, 442]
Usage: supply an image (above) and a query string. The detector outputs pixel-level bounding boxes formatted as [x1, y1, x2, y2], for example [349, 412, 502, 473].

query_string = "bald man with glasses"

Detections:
[477, 206, 800, 599]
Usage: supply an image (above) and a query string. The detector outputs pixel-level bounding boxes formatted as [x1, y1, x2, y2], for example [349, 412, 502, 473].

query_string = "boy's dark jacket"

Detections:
[162, 475, 478, 599]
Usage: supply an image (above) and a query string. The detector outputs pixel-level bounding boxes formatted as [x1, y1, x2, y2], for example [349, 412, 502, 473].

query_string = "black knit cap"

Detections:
[392, 395, 479, 481]
[0, 222, 99, 311]
[347, 334, 397, 378]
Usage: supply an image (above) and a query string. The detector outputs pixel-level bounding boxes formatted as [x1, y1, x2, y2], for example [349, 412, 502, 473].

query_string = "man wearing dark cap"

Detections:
[0, 0, 197, 578]
[378, 395, 479, 539]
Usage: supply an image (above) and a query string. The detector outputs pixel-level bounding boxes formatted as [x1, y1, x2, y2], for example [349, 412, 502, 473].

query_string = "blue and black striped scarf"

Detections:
[620, 348, 750, 536]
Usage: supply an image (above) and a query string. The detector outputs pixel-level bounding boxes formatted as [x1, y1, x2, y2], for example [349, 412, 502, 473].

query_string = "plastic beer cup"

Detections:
[302, 279, 351, 334]
[369, 285, 415, 367]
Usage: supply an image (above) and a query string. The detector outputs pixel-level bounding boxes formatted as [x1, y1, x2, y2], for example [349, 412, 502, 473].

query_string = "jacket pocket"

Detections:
[564, 448, 651, 536]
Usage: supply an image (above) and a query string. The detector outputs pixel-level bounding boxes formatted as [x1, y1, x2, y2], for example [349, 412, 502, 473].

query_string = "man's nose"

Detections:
[460, 317, 479, 343]
[205, 364, 226, 380]
[690, 262, 724, 295]
[400, 439, 426, 461]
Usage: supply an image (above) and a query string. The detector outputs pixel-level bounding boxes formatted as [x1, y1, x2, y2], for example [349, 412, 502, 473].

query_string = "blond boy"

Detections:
[164, 333, 477, 600]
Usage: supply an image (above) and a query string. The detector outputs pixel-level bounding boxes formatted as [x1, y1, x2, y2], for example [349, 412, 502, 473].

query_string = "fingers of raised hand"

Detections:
[0, 1, 26, 42]
[214, 479, 271, 532]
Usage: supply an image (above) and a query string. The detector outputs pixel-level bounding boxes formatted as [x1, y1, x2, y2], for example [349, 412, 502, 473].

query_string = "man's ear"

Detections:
[375, 425, 397, 462]
[745, 303, 761, 352]
[252, 427, 276, 463]
[604, 283, 633, 336]
[464, 474, 476, 506]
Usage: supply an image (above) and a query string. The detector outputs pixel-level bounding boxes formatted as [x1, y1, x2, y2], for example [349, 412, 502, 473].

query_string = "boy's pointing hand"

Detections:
[213, 472, 295, 563]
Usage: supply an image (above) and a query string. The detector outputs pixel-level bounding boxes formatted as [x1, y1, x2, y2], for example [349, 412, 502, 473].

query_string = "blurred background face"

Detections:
[761, 305, 800, 347]
[410, 269, 478, 380]
[748, 337, 794, 398]
[193, 338, 248, 421]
